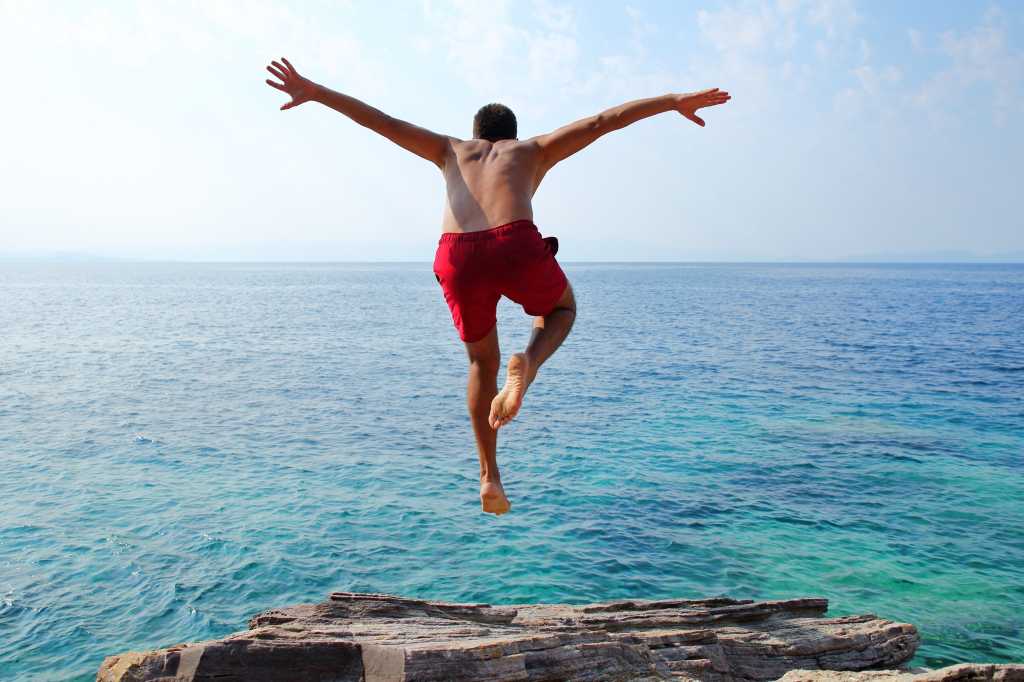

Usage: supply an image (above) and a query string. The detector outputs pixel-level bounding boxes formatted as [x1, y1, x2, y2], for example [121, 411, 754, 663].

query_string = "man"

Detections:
[265, 57, 730, 515]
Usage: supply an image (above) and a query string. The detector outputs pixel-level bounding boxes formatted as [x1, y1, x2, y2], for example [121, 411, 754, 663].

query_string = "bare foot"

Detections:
[480, 480, 511, 515]
[489, 353, 529, 430]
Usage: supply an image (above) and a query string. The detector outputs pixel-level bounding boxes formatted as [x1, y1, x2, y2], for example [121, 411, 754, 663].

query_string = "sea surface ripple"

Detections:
[0, 262, 1022, 680]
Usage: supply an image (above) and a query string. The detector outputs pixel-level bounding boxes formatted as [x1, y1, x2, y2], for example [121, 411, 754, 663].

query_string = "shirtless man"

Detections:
[265, 57, 730, 515]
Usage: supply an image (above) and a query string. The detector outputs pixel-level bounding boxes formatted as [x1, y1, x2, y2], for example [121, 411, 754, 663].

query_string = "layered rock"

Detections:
[780, 664, 1024, 682]
[97, 591, 920, 681]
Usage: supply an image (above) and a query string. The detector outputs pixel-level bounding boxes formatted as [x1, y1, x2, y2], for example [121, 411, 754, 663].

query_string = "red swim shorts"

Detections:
[433, 220, 568, 343]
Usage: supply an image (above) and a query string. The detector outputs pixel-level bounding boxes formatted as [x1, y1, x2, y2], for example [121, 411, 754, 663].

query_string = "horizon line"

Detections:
[2, 257, 1023, 265]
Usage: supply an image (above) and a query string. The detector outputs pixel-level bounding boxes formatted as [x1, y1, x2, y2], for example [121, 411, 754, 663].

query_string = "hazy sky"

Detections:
[2, 0, 1022, 261]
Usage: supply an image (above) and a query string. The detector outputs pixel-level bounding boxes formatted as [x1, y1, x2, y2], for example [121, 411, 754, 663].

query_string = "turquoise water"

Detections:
[1, 262, 1022, 680]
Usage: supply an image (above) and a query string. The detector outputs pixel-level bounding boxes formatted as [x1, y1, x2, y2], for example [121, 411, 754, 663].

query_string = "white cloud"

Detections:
[697, 4, 775, 52]
[535, 0, 575, 32]
[565, 6, 678, 101]
[859, 38, 872, 63]
[686, 0, 1013, 144]
[911, 8, 1024, 126]
[834, 63, 902, 117]
[419, 0, 580, 115]
[624, 4, 660, 44]
[692, 0, 871, 115]
[806, 0, 861, 39]
[696, 0, 859, 56]
[908, 28, 925, 53]
[528, 32, 580, 85]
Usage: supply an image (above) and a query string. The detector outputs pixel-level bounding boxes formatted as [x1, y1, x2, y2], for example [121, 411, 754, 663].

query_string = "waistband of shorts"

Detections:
[438, 219, 537, 243]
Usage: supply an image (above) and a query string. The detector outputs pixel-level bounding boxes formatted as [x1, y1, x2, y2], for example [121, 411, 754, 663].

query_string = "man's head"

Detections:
[473, 103, 517, 142]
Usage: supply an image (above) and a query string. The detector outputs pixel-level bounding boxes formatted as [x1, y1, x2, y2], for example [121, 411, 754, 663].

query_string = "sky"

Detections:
[1, 0, 1022, 262]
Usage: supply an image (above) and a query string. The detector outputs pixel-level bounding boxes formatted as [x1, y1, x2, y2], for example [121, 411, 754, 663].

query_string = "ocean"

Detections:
[1, 262, 1021, 680]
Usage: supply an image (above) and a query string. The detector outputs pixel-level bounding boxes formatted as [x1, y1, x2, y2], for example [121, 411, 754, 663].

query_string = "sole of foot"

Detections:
[489, 353, 529, 430]
[480, 481, 511, 515]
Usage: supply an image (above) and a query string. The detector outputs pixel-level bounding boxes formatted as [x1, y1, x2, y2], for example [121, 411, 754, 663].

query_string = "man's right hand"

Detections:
[675, 88, 732, 127]
[265, 57, 318, 111]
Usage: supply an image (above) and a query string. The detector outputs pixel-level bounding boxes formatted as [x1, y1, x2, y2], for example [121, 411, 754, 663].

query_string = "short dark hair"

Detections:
[473, 103, 517, 142]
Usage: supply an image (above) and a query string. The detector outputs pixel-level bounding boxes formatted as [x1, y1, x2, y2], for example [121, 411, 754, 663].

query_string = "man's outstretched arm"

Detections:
[265, 57, 451, 169]
[534, 89, 731, 172]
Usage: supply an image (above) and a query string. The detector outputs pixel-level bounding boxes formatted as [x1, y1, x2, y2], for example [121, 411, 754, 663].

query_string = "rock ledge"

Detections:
[97, 591, 923, 681]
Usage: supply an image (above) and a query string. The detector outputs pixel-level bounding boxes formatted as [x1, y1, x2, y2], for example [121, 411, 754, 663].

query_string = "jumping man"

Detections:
[265, 57, 730, 515]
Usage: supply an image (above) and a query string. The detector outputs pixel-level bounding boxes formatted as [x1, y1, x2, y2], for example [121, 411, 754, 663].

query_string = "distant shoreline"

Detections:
[2, 258, 1023, 265]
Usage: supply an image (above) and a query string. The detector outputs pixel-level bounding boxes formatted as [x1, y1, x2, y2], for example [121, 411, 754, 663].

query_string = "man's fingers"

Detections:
[685, 113, 705, 126]
[266, 78, 287, 92]
[281, 57, 298, 77]
[271, 61, 290, 80]
[698, 95, 731, 109]
[266, 65, 288, 82]
[280, 100, 295, 111]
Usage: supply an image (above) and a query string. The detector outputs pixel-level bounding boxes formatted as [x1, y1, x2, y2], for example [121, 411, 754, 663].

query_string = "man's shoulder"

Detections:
[452, 138, 541, 152]
[506, 138, 542, 153]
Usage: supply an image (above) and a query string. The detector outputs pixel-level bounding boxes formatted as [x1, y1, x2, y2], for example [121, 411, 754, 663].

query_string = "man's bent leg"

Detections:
[465, 325, 511, 515]
[524, 282, 577, 386]
[489, 283, 577, 430]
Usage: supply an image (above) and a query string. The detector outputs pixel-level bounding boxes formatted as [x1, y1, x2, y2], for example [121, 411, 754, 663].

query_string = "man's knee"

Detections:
[551, 282, 576, 316]
[464, 325, 500, 374]
[467, 349, 500, 376]
[544, 278, 577, 313]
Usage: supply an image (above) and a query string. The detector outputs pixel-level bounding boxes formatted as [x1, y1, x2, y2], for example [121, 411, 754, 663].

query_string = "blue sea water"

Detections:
[0, 262, 1022, 680]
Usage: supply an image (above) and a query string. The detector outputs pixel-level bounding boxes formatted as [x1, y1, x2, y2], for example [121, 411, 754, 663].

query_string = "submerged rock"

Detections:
[780, 664, 1024, 682]
[97, 592, 921, 681]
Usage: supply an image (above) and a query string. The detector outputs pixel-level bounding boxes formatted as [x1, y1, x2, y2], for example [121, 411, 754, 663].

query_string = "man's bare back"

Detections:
[441, 138, 543, 233]
[266, 56, 730, 514]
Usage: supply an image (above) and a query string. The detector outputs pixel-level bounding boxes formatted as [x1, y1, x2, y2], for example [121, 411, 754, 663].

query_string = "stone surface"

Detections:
[779, 664, 1024, 682]
[97, 592, 921, 681]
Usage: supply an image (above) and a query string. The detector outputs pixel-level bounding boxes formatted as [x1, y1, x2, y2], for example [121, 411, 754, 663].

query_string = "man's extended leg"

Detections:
[489, 283, 576, 429]
[465, 325, 511, 515]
